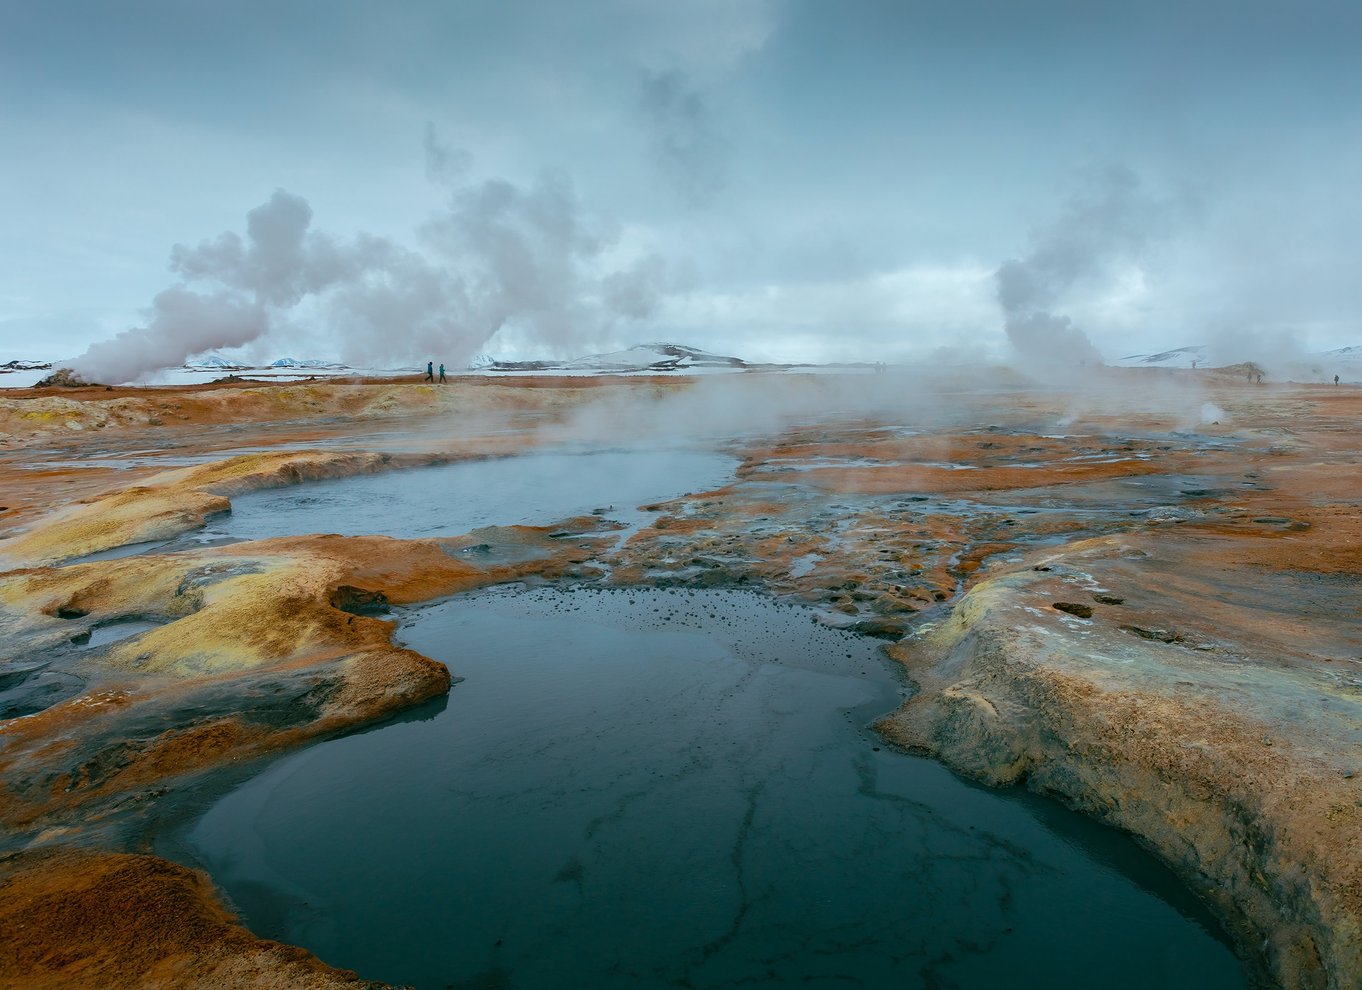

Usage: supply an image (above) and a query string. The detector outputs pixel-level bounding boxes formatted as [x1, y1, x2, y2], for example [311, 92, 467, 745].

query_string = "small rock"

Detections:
[329, 585, 389, 616]
[1052, 602, 1094, 619]
[1092, 593, 1124, 605]
[1120, 624, 1182, 643]
[852, 617, 904, 640]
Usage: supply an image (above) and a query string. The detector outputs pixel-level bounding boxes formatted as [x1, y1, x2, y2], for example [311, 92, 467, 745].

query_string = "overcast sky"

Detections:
[3, 0, 1360, 369]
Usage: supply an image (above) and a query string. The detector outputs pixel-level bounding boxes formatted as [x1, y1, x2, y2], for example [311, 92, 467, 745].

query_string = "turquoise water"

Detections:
[186, 587, 1244, 990]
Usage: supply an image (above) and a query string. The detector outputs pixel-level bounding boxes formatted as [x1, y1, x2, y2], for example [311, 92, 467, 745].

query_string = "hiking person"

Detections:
[1335, 374, 1340, 386]
[438, 363, 447, 383]
[425, 361, 434, 382]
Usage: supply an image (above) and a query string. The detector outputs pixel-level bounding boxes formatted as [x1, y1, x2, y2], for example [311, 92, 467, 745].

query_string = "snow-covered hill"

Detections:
[1112, 345, 1208, 369]
[1114, 343, 1362, 381]
[479, 343, 747, 374]
[1315, 345, 1362, 366]
[269, 357, 347, 369]
[1287, 346, 1362, 383]
[0, 360, 53, 387]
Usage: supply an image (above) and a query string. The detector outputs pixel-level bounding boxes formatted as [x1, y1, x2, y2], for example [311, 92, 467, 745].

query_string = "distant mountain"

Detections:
[1113, 345, 1208, 369]
[1316, 345, 1362, 362]
[0, 360, 51, 373]
[268, 357, 346, 369]
[479, 343, 747, 374]
[181, 354, 351, 372]
[1289, 346, 1362, 382]
[1113, 343, 1362, 381]
[185, 354, 244, 369]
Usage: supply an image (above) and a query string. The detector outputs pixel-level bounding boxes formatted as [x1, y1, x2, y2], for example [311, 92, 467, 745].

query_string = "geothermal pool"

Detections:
[66, 446, 739, 564]
[212, 446, 739, 543]
[184, 587, 1244, 990]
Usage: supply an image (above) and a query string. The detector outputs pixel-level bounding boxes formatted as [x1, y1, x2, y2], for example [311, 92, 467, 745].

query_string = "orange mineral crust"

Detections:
[0, 850, 381, 989]
[1, 373, 1361, 988]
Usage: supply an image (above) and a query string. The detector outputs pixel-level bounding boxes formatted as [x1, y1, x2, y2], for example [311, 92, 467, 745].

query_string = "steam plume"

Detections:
[69, 145, 669, 383]
[995, 165, 1166, 376]
[70, 289, 269, 386]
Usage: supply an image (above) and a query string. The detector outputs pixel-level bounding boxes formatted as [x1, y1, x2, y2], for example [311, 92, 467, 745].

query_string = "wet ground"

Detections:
[185, 586, 1244, 990]
[1, 446, 738, 717]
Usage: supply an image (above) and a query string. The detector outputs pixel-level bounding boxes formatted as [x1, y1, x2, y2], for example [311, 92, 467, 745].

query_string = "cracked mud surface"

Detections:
[184, 586, 1241, 989]
[1, 372, 1360, 988]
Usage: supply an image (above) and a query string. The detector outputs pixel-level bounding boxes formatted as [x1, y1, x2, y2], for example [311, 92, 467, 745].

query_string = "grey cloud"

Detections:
[601, 254, 669, 321]
[12, 1, 1362, 371]
[423, 123, 473, 186]
[639, 70, 728, 207]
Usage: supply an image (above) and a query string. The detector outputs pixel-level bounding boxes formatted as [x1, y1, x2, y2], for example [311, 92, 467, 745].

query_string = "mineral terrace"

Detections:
[0, 369, 1359, 989]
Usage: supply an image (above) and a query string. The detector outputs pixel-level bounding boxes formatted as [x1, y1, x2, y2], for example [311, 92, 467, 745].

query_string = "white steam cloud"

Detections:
[995, 165, 1170, 377]
[69, 137, 670, 384]
[70, 289, 270, 386]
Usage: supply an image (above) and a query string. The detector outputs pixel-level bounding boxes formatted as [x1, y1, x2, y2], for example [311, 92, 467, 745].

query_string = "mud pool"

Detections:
[184, 587, 1244, 990]
[208, 446, 738, 543]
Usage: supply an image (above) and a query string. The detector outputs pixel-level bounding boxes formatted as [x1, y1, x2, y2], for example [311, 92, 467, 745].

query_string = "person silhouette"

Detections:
[425, 361, 434, 382]
[1335, 374, 1340, 386]
[438, 363, 447, 383]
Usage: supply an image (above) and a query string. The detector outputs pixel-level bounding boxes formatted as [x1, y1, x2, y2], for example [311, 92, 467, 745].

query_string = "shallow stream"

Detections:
[184, 586, 1244, 990]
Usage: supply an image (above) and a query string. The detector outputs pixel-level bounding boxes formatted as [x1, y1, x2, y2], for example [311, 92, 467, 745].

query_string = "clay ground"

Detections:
[0, 370, 1359, 989]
